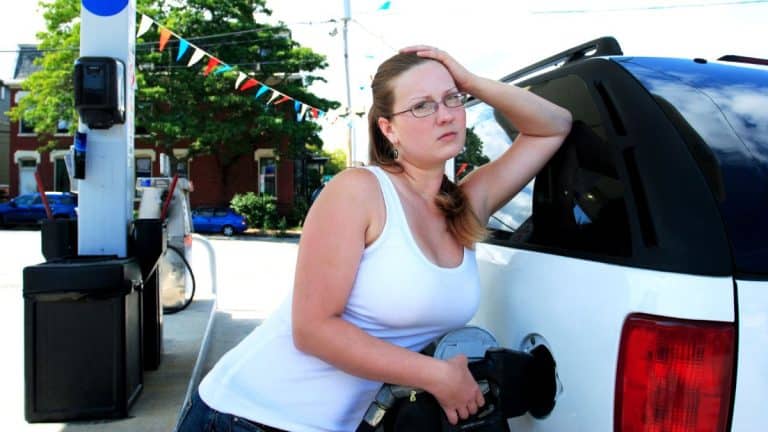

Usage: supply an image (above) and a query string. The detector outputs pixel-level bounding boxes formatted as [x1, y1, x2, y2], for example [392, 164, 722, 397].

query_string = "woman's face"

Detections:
[380, 60, 467, 168]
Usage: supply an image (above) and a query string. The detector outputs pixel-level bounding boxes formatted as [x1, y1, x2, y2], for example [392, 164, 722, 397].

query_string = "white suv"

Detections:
[464, 37, 768, 431]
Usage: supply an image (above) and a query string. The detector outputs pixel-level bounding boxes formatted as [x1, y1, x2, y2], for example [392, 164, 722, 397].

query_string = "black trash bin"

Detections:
[23, 256, 143, 423]
[40, 218, 77, 261]
[131, 218, 166, 371]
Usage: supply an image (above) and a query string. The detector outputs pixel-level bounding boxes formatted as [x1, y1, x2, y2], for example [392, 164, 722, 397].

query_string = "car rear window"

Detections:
[619, 57, 768, 276]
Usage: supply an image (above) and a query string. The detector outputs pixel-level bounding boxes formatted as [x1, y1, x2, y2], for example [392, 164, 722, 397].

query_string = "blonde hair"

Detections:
[368, 53, 487, 247]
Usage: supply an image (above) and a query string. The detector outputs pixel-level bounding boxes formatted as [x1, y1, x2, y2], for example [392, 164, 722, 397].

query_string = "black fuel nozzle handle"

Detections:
[476, 347, 558, 420]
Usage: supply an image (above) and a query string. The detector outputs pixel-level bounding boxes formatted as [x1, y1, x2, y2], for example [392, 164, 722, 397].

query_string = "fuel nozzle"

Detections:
[469, 344, 558, 419]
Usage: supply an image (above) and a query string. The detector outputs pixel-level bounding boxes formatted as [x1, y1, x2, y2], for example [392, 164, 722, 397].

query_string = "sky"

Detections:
[1, 0, 767, 159]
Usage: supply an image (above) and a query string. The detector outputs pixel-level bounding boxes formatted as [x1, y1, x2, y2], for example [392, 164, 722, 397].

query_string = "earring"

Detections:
[392, 148, 399, 159]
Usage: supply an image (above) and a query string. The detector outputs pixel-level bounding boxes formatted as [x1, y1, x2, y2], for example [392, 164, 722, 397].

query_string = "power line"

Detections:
[531, 0, 768, 14]
[0, 26, 295, 54]
[350, 19, 395, 50]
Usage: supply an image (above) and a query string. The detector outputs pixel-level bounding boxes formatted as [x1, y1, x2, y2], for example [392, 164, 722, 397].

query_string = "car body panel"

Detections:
[460, 47, 768, 430]
[191, 207, 247, 235]
[731, 279, 768, 430]
[471, 245, 735, 431]
[0, 193, 77, 225]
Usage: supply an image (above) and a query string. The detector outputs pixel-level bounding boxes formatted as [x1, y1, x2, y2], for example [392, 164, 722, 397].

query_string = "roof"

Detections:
[13, 44, 43, 80]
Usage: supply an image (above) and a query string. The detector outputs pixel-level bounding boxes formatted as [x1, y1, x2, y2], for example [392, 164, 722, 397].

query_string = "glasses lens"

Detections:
[444, 92, 467, 108]
[411, 101, 437, 117]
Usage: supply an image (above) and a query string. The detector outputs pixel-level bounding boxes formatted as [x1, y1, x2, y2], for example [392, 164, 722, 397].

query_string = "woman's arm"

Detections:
[403, 46, 573, 223]
[292, 168, 483, 424]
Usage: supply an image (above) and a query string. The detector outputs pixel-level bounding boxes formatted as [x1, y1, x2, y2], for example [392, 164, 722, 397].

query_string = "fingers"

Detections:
[399, 45, 447, 62]
[399, 45, 435, 54]
[467, 399, 479, 416]
[443, 406, 459, 425]
[476, 387, 486, 408]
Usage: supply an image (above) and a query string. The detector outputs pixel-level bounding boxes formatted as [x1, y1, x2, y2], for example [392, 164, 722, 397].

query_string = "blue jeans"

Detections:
[176, 390, 286, 432]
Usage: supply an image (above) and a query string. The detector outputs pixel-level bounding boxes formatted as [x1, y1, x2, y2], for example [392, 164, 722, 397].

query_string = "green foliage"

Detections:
[8, 0, 341, 171]
[455, 126, 490, 181]
[276, 216, 287, 237]
[324, 148, 347, 176]
[289, 195, 310, 227]
[230, 192, 276, 229]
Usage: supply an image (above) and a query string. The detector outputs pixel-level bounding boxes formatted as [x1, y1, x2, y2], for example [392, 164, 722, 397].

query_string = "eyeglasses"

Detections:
[388, 92, 468, 118]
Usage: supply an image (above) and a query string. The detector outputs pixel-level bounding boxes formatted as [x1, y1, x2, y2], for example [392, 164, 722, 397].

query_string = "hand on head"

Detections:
[399, 46, 476, 93]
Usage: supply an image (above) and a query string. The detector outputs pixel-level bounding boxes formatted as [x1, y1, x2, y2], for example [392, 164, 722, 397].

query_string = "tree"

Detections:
[455, 126, 489, 180]
[9, 0, 339, 189]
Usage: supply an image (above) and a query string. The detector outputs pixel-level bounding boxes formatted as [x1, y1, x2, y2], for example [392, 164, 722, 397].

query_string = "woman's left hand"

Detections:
[399, 45, 477, 93]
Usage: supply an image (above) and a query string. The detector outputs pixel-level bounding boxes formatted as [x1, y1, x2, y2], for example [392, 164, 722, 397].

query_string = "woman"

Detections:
[178, 46, 572, 432]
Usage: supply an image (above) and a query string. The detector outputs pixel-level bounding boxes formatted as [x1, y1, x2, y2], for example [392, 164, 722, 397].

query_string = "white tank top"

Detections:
[199, 166, 480, 432]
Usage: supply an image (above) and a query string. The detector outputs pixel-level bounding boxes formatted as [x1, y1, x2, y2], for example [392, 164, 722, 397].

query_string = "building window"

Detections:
[136, 157, 152, 179]
[19, 117, 35, 134]
[56, 119, 70, 134]
[259, 157, 276, 196]
[174, 159, 189, 178]
[54, 157, 70, 192]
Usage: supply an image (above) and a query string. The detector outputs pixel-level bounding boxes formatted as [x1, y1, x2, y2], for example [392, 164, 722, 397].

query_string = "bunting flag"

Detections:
[137, 14, 153, 38]
[274, 95, 292, 105]
[235, 72, 248, 89]
[238, 78, 259, 92]
[378, 1, 391, 10]
[266, 91, 281, 105]
[255, 85, 269, 99]
[204, 57, 220, 76]
[158, 28, 172, 51]
[187, 48, 206, 66]
[214, 65, 233, 75]
[135, 13, 326, 123]
[176, 39, 189, 61]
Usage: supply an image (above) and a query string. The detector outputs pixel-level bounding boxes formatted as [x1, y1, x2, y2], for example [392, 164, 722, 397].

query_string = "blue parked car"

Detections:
[0, 192, 78, 227]
[191, 207, 247, 236]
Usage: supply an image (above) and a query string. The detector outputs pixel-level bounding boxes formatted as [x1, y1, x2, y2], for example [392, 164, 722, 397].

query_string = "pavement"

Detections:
[0, 229, 299, 432]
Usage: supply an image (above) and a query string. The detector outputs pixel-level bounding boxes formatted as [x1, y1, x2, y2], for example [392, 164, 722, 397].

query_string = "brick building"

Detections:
[6, 45, 324, 215]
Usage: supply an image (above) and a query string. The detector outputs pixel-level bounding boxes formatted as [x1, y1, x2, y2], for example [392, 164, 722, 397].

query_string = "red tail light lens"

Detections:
[615, 314, 735, 432]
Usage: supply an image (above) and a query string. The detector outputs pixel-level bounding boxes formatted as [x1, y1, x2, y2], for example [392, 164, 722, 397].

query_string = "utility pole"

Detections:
[342, 0, 354, 166]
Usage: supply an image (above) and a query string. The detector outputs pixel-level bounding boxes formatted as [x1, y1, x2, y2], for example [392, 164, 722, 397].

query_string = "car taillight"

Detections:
[615, 313, 735, 432]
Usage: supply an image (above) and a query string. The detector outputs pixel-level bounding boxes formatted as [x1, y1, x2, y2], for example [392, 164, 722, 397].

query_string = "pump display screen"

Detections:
[82, 65, 106, 104]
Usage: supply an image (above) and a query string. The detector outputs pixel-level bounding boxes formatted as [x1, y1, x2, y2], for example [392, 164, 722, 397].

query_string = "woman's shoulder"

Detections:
[304, 167, 385, 238]
[325, 166, 381, 196]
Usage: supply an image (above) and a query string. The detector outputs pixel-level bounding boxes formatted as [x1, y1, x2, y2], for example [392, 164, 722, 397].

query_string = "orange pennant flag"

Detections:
[159, 28, 172, 52]
[274, 95, 292, 105]
[204, 57, 220, 76]
[239, 78, 260, 91]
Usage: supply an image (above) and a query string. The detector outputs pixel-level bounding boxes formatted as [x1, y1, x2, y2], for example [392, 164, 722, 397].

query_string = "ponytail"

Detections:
[434, 175, 487, 248]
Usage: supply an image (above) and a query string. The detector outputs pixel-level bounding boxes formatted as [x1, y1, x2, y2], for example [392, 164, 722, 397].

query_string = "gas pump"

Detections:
[22, 0, 158, 423]
[135, 174, 196, 312]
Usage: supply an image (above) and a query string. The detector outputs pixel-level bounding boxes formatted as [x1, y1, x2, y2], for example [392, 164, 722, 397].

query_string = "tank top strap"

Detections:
[363, 166, 408, 233]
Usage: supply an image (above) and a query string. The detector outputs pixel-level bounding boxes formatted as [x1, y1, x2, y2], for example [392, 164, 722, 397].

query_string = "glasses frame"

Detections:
[387, 92, 469, 118]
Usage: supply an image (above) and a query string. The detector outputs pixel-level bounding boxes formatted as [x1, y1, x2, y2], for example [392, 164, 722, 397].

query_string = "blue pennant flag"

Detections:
[176, 39, 189, 61]
[214, 65, 233, 75]
[255, 85, 269, 99]
[378, 1, 391, 11]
